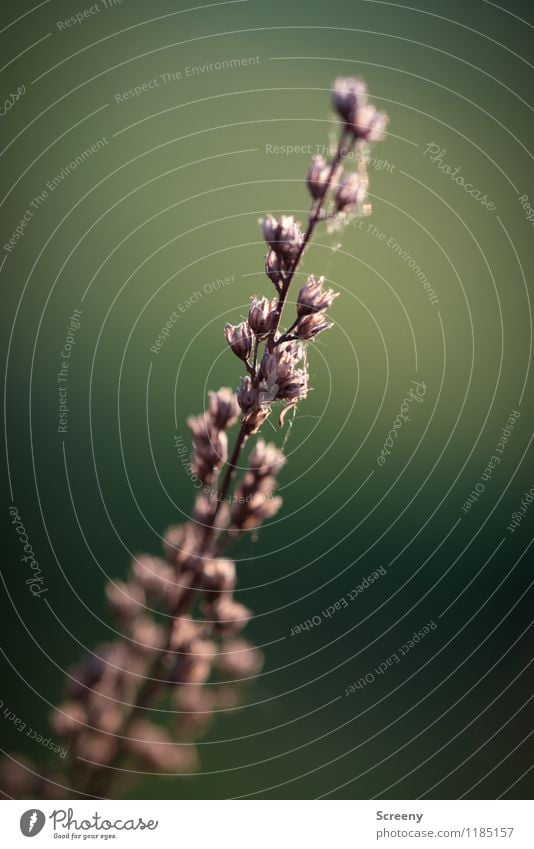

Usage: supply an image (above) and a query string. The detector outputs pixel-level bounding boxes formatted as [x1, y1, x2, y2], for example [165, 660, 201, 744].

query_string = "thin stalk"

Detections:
[206, 421, 248, 540]
[83, 126, 352, 800]
[266, 129, 351, 352]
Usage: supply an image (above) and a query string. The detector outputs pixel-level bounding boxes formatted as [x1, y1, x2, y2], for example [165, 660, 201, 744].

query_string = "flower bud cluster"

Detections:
[332, 76, 389, 142]
[186, 387, 239, 486]
[259, 341, 309, 402]
[260, 214, 304, 293]
[230, 440, 285, 535]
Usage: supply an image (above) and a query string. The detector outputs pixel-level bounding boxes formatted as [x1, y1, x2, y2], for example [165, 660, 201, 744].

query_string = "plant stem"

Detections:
[82, 126, 352, 800]
[207, 422, 248, 540]
[266, 128, 350, 352]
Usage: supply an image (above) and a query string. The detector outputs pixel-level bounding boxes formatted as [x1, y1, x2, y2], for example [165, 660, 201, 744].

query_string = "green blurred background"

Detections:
[1, 0, 533, 799]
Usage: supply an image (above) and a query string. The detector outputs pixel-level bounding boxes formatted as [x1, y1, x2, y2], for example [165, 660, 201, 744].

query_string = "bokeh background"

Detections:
[1, 0, 533, 799]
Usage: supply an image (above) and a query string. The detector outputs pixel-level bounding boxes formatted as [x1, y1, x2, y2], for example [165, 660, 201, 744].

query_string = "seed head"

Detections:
[50, 702, 87, 737]
[294, 313, 333, 340]
[188, 413, 228, 481]
[163, 522, 203, 571]
[106, 580, 144, 621]
[237, 375, 258, 412]
[205, 597, 253, 635]
[265, 249, 284, 287]
[297, 275, 339, 317]
[248, 439, 286, 477]
[224, 321, 252, 361]
[248, 296, 278, 336]
[259, 343, 308, 402]
[127, 721, 198, 773]
[201, 557, 236, 594]
[130, 617, 164, 655]
[332, 77, 388, 142]
[242, 406, 271, 436]
[261, 214, 303, 262]
[132, 556, 174, 597]
[333, 76, 368, 125]
[217, 639, 264, 679]
[208, 387, 239, 430]
[353, 103, 389, 143]
[334, 171, 369, 213]
[193, 493, 229, 529]
[231, 481, 283, 532]
[306, 155, 332, 199]
[276, 367, 309, 399]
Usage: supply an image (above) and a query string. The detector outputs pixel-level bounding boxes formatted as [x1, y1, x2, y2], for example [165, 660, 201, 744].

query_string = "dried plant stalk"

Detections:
[0, 77, 388, 800]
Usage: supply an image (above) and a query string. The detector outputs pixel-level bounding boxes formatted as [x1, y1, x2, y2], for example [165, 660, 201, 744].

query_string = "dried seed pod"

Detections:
[132, 555, 175, 598]
[265, 249, 284, 286]
[237, 375, 258, 413]
[297, 275, 339, 317]
[169, 637, 217, 686]
[231, 466, 283, 534]
[332, 76, 368, 124]
[353, 103, 389, 143]
[334, 171, 369, 213]
[306, 155, 332, 199]
[248, 295, 278, 336]
[332, 77, 388, 141]
[235, 491, 283, 530]
[259, 343, 309, 403]
[248, 439, 286, 477]
[208, 387, 239, 430]
[77, 732, 118, 766]
[188, 413, 228, 482]
[169, 615, 200, 651]
[217, 639, 264, 679]
[260, 214, 303, 262]
[130, 617, 164, 655]
[242, 406, 271, 436]
[163, 522, 203, 571]
[201, 558, 236, 595]
[205, 597, 253, 635]
[49, 702, 87, 737]
[193, 493, 229, 531]
[224, 321, 252, 361]
[127, 721, 198, 773]
[175, 683, 215, 713]
[106, 580, 145, 621]
[293, 313, 333, 340]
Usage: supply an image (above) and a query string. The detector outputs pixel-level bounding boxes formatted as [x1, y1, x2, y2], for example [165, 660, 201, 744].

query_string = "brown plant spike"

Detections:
[0, 77, 388, 800]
